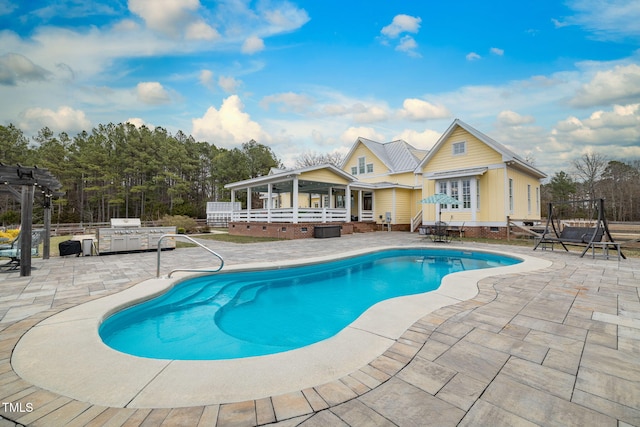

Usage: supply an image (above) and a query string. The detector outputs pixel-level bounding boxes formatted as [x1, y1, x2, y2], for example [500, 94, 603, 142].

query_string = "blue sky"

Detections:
[1, 0, 639, 177]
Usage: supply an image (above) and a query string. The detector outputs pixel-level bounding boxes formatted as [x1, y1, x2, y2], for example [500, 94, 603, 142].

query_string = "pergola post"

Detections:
[20, 185, 33, 277]
[345, 185, 351, 222]
[43, 194, 52, 259]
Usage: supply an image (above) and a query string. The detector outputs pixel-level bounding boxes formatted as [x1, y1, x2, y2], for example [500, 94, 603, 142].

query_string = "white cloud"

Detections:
[262, 4, 310, 32]
[552, 103, 640, 147]
[18, 106, 91, 134]
[136, 82, 171, 104]
[563, 0, 640, 40]
[570, 63, 640, 108]
[260, 92, 314, 113]
[351, 103, 388, 123]
[496, 110, 535, 126]
[380, 14, 422, 57]
[128, 0, 204, 39]
[126, 117, 149, 128]
[490, 47, 504, 56]
[341, 127, 385, 144]
[218, 75, 241, 93]
[242, 36, 265, 54]
[0, 53, 51, 85]
[381, 14, 421, 38]
[185, 20, 220, 41]
[399, 98, 451, 121]
[199, 69, 214, 89]
[191, 95, 271, 147]
[466, 52, 481, 61]
[393, 128, 441, 150]
[396, 36, 420, 57]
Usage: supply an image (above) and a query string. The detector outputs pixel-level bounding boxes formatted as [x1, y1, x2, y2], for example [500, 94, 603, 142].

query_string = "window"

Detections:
[452, 141, 466, 156]
[509, 179, 514, 212]
[366, 163, 374, 173]
[536, 187, 540, 214]
[527, 185, 531, 214]
[351, 166, 357, 175]
[450, 181, 459, 208]
[462, 180, 471, 208]
[476, 179, 481, 210]
[437, 179, 473, 210]
[358, 157, 365, 174]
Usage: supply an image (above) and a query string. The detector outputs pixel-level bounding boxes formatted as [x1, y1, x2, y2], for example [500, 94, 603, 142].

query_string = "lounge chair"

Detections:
[0, 230, 43, 270]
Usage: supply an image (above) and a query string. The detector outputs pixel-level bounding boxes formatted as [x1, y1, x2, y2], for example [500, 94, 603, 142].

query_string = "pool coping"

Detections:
[11, 245, 551, 409]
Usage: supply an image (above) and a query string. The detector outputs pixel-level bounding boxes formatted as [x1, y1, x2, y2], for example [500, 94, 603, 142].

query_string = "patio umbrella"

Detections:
[419, 193, 461, 222]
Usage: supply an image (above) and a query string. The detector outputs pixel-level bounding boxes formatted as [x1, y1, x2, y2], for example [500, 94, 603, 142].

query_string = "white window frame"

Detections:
[366, 163, 373, 173]
[527, 184, 531, 214]
[358, 157, 365, 174]
[452, 141, 466, 156]
[351, 166, 357, 175]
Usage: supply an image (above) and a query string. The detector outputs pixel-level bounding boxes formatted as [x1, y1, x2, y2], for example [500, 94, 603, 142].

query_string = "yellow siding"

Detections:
[300, 169, 349, 184]
[479, 168, 506, 222]
[394, 189, 412, 224]
[427, 128, 503, 172]
[374, 189, 393, 223]
[389, 171, 420, 186]
[507, 167, 542, 219]
[343, 142, 389, 182]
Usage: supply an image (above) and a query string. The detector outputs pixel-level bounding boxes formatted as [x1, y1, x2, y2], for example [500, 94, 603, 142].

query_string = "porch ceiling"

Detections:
[248, 180, 347, 195]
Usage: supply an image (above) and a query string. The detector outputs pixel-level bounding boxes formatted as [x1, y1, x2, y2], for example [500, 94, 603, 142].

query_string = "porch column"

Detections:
[345, 185, 351, 222]
[267, 183, 272, 222]
[292, 176, 299, 224]
[247, 186, 252, 221]
[358, 190, 363, 221]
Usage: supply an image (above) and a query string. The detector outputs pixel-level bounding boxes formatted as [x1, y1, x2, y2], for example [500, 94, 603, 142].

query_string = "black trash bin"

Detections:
[59, 240, 82, 256]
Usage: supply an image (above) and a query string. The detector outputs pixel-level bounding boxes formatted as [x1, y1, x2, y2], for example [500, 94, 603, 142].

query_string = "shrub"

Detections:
[158, 215, 198, 234]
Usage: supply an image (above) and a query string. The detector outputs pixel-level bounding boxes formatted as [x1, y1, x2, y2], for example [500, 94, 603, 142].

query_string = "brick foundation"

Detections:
[229, 222, 356, 240]
[229, 222, 510, 240]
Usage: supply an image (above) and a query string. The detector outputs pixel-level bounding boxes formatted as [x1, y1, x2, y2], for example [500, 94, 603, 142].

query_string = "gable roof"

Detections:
[342, 138, 428, 174]
[225, 163, 355, 190]
[415, 119, 547, 179]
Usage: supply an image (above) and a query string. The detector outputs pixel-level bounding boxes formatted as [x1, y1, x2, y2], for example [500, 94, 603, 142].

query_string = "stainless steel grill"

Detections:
[97, 218, 176, 254]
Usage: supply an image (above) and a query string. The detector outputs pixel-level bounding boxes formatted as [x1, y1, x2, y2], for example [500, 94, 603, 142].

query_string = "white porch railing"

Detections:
[231, 208, 348, 223]
[359, 211, 374, 221]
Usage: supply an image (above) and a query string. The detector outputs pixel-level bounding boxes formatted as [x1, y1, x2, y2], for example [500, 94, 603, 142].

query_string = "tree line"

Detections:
[1, 123, 639, 224]
[543, 152, 640, 222]
[0, 123, 280, 224]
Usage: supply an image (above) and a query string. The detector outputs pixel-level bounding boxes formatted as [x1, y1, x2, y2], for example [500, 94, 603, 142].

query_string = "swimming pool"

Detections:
[100, 248, 520, 360]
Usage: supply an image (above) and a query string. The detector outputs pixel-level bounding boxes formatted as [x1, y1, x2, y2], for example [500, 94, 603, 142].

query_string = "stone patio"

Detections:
[0, 232, 638, 426]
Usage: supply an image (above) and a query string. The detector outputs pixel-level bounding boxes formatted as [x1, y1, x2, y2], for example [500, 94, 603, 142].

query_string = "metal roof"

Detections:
[356, 138, 427, 173]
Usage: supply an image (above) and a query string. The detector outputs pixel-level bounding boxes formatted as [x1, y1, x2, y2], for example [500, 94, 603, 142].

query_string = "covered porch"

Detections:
[224, 165, 376, 225]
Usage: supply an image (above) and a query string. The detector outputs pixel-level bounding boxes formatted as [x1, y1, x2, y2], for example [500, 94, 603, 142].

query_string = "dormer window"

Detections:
[452, 141, 466, 156]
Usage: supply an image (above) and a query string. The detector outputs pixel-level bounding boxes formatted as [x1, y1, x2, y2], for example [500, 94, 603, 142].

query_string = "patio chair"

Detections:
[0, 230, 20, 250]
[0, 229, 43, 270]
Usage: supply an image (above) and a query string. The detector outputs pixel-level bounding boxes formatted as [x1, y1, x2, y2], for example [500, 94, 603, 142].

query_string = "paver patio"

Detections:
[0, 232, 638, 426]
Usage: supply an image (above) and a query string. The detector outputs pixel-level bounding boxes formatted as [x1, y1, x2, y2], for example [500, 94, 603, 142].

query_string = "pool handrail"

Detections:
[156, 234, 224, 278]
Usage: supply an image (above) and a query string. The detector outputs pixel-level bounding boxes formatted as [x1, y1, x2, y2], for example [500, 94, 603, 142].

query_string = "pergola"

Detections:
[0, 164, 62, 276]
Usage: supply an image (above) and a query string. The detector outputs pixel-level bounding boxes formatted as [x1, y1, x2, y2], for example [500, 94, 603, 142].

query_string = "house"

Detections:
[415, 119, 547, 238]
[224, 119, 546, 239]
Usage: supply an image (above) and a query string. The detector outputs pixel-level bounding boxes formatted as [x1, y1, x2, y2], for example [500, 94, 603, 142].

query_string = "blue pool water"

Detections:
[99, 248, 520, 360]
